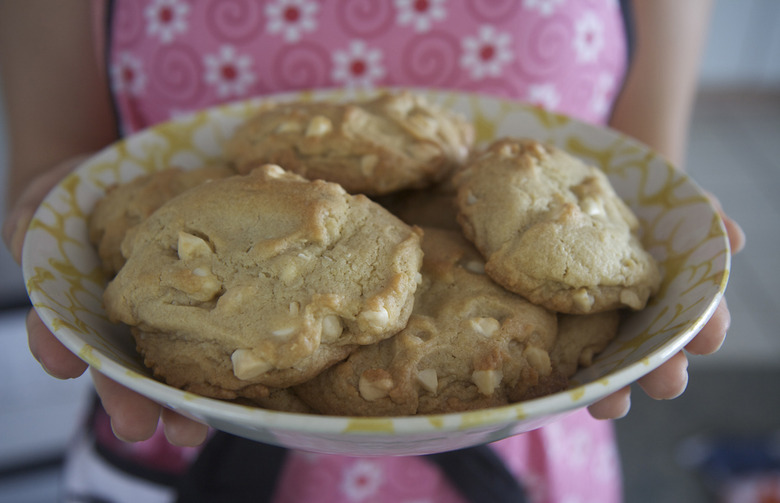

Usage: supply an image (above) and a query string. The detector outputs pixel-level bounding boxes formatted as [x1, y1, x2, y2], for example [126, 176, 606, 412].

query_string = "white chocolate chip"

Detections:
[414, 272, 423, 285]
[498, 143, 515, 158]
[321, 314, 343, 342]
[528, 142, 547, 157]
[463, 260, 485, 274]
[472, 369, 503, 396]
[177, 231, 212, 261]
[466, 191, 478, 205]
[573, 288, 595, 312]
[358, 370, 394, 401]
[263, 164, 287, 178]
[359, 307, 390, 331]
[620, 289, 642, 309]
[184, 269, 221, 300]
[360, 154, 379, 177]
[275, 121, 303, 134]
[407, 113, 438, 138]
[216, 286, 253, 313]
[278, 258, 300, 284]
[305, 115, 332, 137]
[271, 326, 297, 338]
[438, 120, 464, 152]
[289, 302, 300, 315]
[469, 317, 500, 337]
[231, 349, 273, 380]
[581, 197, 606, 218]
[416, 369, 438, 393]
[524, 346, 552, 376]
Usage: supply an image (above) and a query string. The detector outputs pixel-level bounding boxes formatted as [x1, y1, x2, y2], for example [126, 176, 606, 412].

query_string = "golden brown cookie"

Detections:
[373, 184, 460, 231]
[103, 165, 424, 397]
[132, 327, 315, 411]
[294, 228, 563, 416]
[453, 138, 661, 314]
[225, 92, 474, 195]
[88, 165, 235, 275]
[550, 311, 621, 378]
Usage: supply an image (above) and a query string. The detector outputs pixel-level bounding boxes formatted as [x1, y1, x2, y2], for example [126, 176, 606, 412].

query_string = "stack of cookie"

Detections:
[89, 92, 660, 416]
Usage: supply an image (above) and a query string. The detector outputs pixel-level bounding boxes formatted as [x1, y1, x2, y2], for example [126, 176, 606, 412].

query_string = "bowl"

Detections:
[21, 88, 730, 456]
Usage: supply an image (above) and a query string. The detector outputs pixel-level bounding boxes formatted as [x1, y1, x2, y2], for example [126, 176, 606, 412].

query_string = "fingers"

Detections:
[91, 368, 161, 443]
[91, 369, 210, 446]
[704, 190, 746, 254]
[588, 385, 632, 420]
[589, 351, 687, 421]
[686, 298, 729, 355]
[161, 408, 209, 447]
[722, 213, 746, 254]
[637, 351, 689, 400]
[27, 309, 88, 379]
[591, 301, 727, 419]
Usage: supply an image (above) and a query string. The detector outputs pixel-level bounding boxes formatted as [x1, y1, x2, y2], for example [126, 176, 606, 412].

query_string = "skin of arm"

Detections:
[0, 0, 117, 207]
[609, 0, 713, 168]
[592, 0, 745, 419]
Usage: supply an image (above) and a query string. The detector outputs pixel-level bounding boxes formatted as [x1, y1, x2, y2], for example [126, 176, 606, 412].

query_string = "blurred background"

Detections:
[1, 1, 779, 501]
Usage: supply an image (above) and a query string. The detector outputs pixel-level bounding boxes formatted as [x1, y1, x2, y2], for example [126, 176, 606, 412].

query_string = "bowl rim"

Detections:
[21, 87, 731, 441]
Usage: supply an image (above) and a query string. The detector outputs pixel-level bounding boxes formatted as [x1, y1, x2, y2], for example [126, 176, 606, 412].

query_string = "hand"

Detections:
[588, 194, 746, 419]
[2, 157, 209, 447]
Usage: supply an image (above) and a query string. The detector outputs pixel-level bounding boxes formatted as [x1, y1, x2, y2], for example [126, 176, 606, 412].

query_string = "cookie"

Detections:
[88, 164, 235, 275]
[294, 228, 563, 417]
[551, 311, 621, 378]
[225, 92, 474, 195]
[103, 164, 424, 397]
[373, 184, 460, 231]
[133, 327, 315, 412]
[453, 138, 661, 314]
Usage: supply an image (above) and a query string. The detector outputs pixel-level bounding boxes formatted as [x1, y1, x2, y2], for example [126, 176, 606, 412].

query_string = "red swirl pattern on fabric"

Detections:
[150, 42, 205, 104]
[271, 41, 332, 90]
[334, 0, 396, 38]
[515, 14, 572, 78]
[109, 0, 628, 132]
[112, 0, 145, 46]
[204, 0, 265, 43]
[463, 0, 520, 22]
[399, 30, 461, 87]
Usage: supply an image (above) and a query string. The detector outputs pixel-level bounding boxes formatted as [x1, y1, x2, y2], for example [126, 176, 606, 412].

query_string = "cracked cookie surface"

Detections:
[225, 92, 474, 195]
[88, 164, 235, 275]
[103, 165, 423, 399]
[294, 228, 563, 416]
[454, 138, 661, 314]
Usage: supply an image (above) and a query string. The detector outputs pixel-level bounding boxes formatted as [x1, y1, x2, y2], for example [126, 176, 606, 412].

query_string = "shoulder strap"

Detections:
[175, 432, 288, 503]
[426, 445, 528, 503]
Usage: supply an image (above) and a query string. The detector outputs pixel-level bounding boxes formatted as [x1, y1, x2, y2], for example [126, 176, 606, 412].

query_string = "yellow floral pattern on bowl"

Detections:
[21, 89, 730, 456]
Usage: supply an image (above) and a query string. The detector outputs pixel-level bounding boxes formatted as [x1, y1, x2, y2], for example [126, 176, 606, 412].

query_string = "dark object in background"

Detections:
[677, 431, 780, 502]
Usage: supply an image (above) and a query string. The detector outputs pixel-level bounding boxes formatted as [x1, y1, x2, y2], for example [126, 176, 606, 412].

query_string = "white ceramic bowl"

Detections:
[22, 89, 730, 456]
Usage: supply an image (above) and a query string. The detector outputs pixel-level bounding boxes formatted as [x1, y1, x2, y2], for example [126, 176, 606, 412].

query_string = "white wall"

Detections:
[699, 0, 780, 90]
